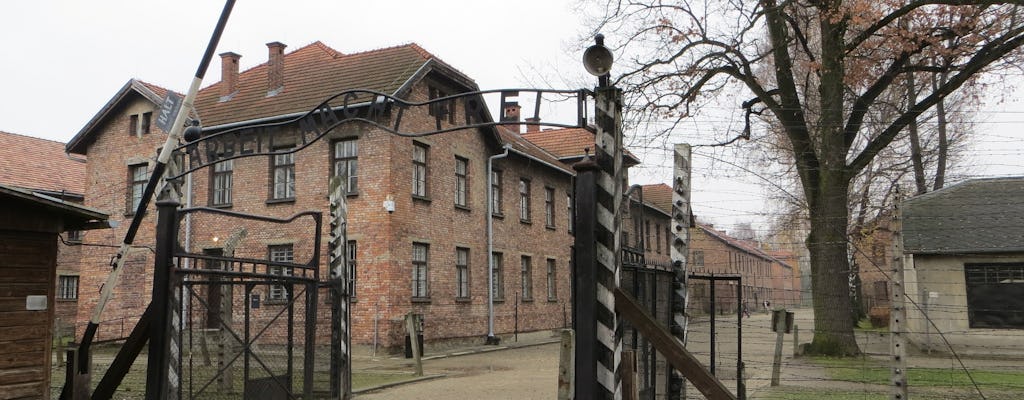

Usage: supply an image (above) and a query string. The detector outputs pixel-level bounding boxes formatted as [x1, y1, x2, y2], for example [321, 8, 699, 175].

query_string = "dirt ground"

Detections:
[355, 343, 560, 399]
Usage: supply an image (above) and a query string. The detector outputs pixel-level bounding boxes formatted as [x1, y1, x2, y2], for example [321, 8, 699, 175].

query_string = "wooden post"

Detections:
[890, 200, 909, 399]
[557, 330, 574, 400]
[793, 324, 800, 357]
[770, 310, 785, 386]
[406, 313, 423, 376]
[620, 350, 639, 400]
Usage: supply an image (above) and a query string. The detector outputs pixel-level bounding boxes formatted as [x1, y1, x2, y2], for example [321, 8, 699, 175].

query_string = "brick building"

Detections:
[688, 223, 798, 314]
[0, 131, 93, 333]
[63, 41, 642, 349]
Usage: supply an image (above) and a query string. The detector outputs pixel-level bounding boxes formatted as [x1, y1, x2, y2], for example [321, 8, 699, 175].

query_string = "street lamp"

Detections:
[583, 34, 614, 87]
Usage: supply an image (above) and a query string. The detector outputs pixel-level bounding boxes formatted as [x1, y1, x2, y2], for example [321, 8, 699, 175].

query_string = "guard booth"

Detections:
[0, 184, 108, 398]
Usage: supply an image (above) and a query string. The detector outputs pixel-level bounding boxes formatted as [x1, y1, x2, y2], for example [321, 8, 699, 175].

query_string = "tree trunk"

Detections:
[907, 74, 928, 195]
[933, 70, 950, 191]
[806, 174, 861, 356]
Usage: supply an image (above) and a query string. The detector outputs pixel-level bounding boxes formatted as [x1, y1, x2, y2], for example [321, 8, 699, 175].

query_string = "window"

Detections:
[492, 252, 504, 300]
[455, 157, 469, 208]
[268, 245, 294, 301]
[666, 227, 672, 254]
[692, 250, 704, 267]
[964, 263, 1024, 328]
[655, 224, 662, 253]
[412, 143, 429, 198]
[521, 255, 533, 301]
[491, 170, 503, 215]
[645, 220, 652, 251]
[347, 241, 357, 299]
[519, 179, 531, 222]
[270, 150, 295, 200]
[622, 231, 630, 248]
[67, 230, 83, 243]
[127, 163, 148, 214]
[456, 247, 470, 299]
[332, 139, 358, 193]
[128, 114, 138, 135]
[210, 159, 233, 206]
[567, 193, 574, 233]
[428, 86, 455, 124]
[544, 187, 555, 228]
[546, 258, 557, 301]
[58, 275, 79, 300]
[412, 243, 430, 298]
[141, 112, 152, 134]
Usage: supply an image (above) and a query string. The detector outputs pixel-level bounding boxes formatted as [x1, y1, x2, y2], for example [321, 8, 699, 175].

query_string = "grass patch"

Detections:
[855, 318, 888, 332]
[811, 356, 1024, 391]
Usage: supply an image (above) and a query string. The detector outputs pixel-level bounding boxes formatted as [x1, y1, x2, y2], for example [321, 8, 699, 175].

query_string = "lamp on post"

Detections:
[573, 33, 624, 399]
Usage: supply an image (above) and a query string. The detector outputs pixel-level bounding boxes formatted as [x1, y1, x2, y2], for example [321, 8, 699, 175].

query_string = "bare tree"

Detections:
[585, 0, 1024, 355]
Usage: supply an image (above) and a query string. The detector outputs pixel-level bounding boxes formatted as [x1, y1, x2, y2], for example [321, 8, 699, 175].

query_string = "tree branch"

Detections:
[845, 0, 1016, 52]
[847, 28, 1024, 176]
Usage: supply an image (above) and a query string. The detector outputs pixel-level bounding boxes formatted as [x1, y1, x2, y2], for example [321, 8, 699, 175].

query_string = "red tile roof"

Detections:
[0, 131, 86, 195]
[521, 127, 641, 166]
[495, 127, 573, 175]
[640, 183, 673, 215]
[194, 42, 469, 128]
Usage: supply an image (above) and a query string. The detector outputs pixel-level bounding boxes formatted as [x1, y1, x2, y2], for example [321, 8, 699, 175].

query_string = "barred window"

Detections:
[492, 252, 504, 300]
[268, 245, 294, 301]
[58, 275, 79, 300]
[519, 179, 531, 222]
[544, 187, 555, 228]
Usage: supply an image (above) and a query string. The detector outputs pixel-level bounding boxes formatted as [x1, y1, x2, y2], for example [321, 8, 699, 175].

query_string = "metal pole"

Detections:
[145, 198, 181, 400]
[486, 146, 510, 344]
[709, 273, 716, 376]
[737, 277, 745, 399]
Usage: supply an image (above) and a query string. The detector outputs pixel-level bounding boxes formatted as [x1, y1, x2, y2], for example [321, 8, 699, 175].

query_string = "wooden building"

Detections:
[0, 184, 106, 399]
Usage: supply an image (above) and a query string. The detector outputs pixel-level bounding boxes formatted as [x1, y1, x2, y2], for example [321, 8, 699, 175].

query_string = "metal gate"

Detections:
[171, 207, 322, 399]
[621, 247, 675, 399]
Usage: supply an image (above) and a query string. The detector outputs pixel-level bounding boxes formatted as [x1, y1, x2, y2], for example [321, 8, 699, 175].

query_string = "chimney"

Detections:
[525, 117, 541, 133]
[219, 52, 241, 100]
[502, 103, 521, 133]
[266, 41, 286, 96]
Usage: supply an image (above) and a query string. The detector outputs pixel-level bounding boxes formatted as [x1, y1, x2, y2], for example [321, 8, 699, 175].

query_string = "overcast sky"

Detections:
[2, 1, 1022, 235]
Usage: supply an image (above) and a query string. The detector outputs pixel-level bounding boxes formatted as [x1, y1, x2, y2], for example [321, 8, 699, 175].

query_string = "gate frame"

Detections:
[687, 273, 745, 398]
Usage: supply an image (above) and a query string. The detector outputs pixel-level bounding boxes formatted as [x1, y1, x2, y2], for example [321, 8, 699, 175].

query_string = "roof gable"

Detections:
[903, 177, 1024, 254]
[0, 131, 86, 195]
[66, 79, 176, 154]
[640, 183, 673, 215]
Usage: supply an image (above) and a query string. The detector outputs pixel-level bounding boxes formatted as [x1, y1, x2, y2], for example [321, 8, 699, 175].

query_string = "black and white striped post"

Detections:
[328, 177, 352, 399]
[668, 143, 692, 399]
[573, 34, 623, 399]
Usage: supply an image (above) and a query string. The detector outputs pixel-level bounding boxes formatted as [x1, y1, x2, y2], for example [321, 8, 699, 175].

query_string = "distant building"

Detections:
[688, 224, 798, 314]
[902, 177, 1024, 354]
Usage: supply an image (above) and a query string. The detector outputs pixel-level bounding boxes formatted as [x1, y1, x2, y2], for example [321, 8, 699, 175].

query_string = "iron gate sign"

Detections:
[172, 88, 590, 178]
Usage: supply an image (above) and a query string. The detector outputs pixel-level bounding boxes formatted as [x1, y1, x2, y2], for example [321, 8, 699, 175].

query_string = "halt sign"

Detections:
[156, 92, 182, 132]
